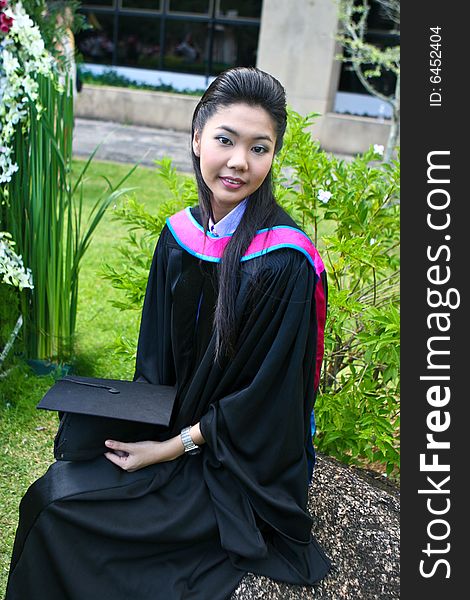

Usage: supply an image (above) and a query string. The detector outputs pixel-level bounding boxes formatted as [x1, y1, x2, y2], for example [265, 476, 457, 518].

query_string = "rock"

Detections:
[231, 454, 400, 600]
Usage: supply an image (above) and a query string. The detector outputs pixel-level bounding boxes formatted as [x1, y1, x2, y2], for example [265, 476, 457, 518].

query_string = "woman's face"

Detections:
[193, 103, 277, 222]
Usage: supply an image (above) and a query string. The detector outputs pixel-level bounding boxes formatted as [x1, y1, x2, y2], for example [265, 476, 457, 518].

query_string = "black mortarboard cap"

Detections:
[37, 376, 177, 461]
[37, 375, 176, 425]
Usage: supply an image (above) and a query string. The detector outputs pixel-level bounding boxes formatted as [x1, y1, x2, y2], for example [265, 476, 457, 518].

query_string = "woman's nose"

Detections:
[226, 148, 248, 171]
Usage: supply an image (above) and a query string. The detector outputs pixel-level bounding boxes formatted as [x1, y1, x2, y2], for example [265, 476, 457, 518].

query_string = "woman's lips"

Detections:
[219, 176, 245, 189]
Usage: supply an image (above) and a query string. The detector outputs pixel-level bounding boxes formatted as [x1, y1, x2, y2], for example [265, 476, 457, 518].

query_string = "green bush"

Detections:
[275, 111, 400, 475]
[103, 111, 400, 476]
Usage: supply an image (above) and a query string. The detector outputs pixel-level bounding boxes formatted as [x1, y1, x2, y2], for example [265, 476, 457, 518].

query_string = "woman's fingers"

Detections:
[104, 440, 131, 468]
[114, 450, 128, 457]
[105, 439, 129, 454]
[103, 440, 155, 472]
[104, 451, 129, 468]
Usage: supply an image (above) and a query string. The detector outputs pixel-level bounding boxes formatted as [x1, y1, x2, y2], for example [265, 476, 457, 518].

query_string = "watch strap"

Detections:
[180, 426, 200, 455]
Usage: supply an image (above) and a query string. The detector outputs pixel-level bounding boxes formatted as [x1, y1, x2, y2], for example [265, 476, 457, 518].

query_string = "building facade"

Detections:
[76, 0, 398, 153]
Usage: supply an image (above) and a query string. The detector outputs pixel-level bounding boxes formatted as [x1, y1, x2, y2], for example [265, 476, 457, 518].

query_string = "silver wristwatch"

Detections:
[180, 426, 200, 455]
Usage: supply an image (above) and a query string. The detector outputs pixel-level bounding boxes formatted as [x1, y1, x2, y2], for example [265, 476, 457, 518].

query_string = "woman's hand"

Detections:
[104, 437, 184, 472]
[104, 424, 205, 472]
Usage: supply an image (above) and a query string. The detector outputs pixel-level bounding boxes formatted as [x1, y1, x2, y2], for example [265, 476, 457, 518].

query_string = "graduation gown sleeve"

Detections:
[133, 225, 177, 386]
[198, 249, 329, 581]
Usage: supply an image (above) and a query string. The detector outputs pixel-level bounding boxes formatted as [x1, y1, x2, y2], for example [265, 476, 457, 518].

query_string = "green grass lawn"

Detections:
[70, 157, 169, 379]
[0, 158, 173, 594]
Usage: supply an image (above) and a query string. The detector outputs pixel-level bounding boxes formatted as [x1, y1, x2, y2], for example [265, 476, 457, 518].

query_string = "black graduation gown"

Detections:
[5, 205, 331, 600]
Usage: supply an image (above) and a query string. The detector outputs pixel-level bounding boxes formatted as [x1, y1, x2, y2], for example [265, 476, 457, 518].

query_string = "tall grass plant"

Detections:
[3, 74, 135, 361]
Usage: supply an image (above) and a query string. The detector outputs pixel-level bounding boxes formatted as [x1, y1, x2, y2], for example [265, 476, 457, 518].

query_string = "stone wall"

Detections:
[75, 85, 200, 132]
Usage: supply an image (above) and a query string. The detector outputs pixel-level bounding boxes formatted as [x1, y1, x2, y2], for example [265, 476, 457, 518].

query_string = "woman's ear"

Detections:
[192, 129, 201, 157]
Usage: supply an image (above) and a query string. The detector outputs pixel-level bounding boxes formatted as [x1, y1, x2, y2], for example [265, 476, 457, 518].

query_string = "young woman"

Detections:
[6, 67, 330, 599]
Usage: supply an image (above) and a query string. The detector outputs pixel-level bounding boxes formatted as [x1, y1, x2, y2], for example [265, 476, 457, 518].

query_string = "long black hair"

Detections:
[191, 67, 287, 360]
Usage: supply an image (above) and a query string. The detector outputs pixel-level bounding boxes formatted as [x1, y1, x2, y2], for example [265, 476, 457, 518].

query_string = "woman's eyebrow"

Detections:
[215, 125, 273, 143]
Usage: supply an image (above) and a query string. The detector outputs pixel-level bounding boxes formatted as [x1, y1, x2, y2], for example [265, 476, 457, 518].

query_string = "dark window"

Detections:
[77, 12, 115, 64]
[167, 0, 211, 14]
[77, 1, 261, 75]
[164, 20, 209, 73]
[121, 0, 162, 10]
[117, 17, 161, 68]
[217, 0, 262, 19]
[211, 23, 258, 73]
[337, 0, 399, 98]
[81, 0, 115, 7]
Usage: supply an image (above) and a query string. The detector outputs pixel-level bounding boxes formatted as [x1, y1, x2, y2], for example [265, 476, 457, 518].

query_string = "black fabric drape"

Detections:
[6, 206, 330, 600]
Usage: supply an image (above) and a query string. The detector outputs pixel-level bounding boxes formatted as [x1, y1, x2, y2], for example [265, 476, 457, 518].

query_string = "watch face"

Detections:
[187, 447, 201, 455]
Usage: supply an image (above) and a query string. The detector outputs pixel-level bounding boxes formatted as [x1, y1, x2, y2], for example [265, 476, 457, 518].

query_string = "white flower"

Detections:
[317, 189, 332, 203]
[29, 38, 46, 57]
[370, 238, 376, 245]
[0, 231, 34, 290]
[373, 144, 384, 156]
[0, 1, 56, 186]
[2, 51, 21, 75]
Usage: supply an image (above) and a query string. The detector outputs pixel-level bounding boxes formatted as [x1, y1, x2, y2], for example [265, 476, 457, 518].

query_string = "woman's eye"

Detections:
[216, 136, 232, 145]
[252, 145, 267, 154]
